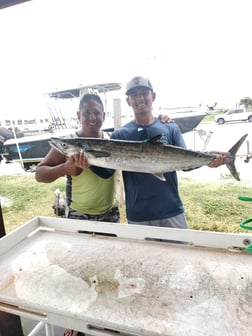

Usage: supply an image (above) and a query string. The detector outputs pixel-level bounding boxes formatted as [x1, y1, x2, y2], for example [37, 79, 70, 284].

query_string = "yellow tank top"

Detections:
[70, 132, 116, 215]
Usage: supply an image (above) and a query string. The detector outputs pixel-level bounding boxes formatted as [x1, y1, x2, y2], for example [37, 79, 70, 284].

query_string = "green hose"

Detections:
[240, 217, 252, 231]
[238, 196, 252, 202]
[238, 196, 252, 252]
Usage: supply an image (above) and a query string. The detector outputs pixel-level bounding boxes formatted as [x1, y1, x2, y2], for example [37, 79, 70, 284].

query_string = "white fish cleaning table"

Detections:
[0, 216, 251, 336]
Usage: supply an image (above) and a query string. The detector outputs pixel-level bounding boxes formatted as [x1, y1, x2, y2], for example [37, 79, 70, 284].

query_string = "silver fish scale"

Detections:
[50, 137, 216, 174]
[49, 134, 247, 181]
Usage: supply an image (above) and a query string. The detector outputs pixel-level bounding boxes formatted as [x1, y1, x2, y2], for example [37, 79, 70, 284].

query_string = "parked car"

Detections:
[215, 108, 252, 125]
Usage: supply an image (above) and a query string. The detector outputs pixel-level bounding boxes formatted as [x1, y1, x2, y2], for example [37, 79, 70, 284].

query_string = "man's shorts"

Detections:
[67, 204, 120, 223]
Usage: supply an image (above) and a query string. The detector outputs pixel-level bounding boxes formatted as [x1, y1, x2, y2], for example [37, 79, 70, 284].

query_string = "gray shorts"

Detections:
[128, 213, 188, 229]
[128, 213, 188, 244]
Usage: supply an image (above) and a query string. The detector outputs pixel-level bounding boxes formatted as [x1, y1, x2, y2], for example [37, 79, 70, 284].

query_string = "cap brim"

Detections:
[126, 86, 153, 95]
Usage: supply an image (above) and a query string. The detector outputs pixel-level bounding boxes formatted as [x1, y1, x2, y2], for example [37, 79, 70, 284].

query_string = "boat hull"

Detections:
[1, 135, 51, 169]
[173, 113, 207, 133]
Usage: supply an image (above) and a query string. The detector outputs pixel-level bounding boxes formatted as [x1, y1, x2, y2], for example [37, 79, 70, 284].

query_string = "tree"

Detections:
[239, 97, 252, 108]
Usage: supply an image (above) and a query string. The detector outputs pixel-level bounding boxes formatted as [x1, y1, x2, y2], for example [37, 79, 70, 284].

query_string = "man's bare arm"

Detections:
[35, 149, 82, 183]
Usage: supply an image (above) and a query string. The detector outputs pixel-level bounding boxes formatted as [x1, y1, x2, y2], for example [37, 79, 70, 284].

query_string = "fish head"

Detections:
[49, 137, 83, 156]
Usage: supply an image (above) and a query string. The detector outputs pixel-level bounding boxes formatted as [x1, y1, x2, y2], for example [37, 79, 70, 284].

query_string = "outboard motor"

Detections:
[52, 188, 66, 217]
[0, 127, 14, 163]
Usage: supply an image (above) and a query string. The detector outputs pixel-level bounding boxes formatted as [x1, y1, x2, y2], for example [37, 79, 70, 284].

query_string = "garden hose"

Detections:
[238, 196, 252, 252]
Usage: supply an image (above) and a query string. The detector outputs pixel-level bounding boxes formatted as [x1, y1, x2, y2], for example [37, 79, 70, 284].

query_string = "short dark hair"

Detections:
[79, 93, 104, 110]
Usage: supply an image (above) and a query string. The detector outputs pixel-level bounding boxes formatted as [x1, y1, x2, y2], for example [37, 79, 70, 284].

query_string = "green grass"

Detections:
[179, 179, 252, 233]
[1, 175, 252, 234]
[203, 110, 224, 122]
[1, 175, 66, 233]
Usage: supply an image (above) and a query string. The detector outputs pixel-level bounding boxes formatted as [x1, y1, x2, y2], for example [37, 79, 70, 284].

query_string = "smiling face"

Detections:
[126, 88, 156, 116]
[77, 98, 105, 136]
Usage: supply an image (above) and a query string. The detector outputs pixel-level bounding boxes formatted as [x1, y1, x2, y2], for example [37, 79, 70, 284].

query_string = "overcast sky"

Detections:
[1, 0, 252, 119]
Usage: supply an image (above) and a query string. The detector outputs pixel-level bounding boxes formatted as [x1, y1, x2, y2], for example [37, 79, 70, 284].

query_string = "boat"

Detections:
[0, 84, 207, 170]
[173, 113, 207, 133]
[166, 108, 208, 133]
[171, 113, 207, 133]
[48, 85, 208, 134]
[0, 130, 72, 170]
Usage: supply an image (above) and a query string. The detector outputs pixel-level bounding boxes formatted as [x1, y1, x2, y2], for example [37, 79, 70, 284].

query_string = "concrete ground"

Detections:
[0, 160, 29, 176]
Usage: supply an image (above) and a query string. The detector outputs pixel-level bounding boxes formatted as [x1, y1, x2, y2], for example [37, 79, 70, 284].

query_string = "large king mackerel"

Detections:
[49, 134, 248, 181]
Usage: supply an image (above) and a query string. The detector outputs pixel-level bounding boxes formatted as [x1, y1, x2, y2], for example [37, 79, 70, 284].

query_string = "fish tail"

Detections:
[226, 134, 248, 181]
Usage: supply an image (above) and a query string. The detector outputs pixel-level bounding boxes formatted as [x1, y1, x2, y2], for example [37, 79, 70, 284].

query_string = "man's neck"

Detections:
[134, 113, 155, 126]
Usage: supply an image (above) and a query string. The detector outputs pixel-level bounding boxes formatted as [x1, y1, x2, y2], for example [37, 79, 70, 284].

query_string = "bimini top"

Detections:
[47, 82, 122, 99]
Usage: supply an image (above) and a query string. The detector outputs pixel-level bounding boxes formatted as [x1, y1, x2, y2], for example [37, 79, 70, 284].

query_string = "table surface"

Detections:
[0, 224, 251, 336]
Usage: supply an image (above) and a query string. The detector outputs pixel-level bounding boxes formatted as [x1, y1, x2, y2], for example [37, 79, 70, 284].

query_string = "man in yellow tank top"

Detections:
[35, 93, 119, 223]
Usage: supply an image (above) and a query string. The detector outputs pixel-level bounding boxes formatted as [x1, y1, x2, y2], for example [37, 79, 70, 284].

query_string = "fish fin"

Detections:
[86, 150, 111, 158]
[141, 134, 165, 143]
[148, 134, 164, 143]
[102, 127, 114, 132]
[226, 134, 248, 181]
[153, 173, 166, 181]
